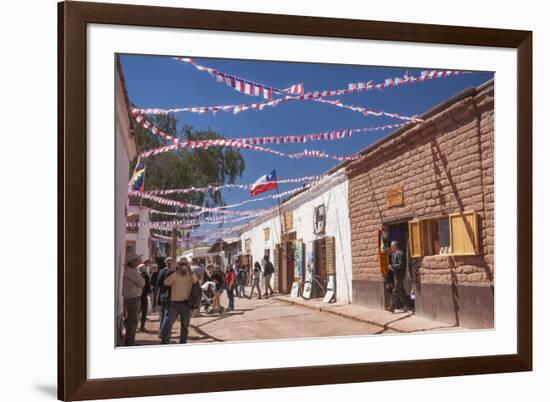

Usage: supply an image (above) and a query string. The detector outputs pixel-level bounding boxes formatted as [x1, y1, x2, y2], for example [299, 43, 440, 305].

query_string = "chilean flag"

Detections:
[250, 170, 277, 197]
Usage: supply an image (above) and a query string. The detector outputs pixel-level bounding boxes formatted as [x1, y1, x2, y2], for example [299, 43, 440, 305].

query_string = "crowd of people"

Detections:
[121, 252, 277, 346]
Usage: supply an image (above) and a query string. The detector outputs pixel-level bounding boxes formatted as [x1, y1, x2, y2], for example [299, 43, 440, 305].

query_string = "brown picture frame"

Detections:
[58, 1, 532, 400]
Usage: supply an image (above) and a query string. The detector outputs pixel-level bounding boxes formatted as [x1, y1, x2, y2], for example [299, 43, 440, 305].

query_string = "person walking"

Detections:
[160, 258, 196, 344]
[122, 251, 145, 346]
[138, 263, 152, 332]
[156, 256, 175, 337]
[211, 265, 225, 313]
[262, 255, 275, 297]
[249, 262, 262, 299]
[236, 265, 248, 298]
[225, 265, 236, 311]
[386, 240, 410, 313]
[150, 263, 159, 309]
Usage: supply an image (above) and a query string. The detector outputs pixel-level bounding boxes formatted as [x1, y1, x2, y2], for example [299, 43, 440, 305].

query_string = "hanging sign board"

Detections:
[386, 185, 404, 208]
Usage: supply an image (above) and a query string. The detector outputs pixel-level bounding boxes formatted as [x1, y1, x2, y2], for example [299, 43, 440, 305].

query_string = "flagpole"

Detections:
[271, 171, 283, 238]
[274, 173, 290, 295]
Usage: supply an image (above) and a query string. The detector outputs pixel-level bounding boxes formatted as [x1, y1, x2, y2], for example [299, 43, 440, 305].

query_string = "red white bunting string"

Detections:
[139, 139, 360, 162]
[195, 185, 309, 210]
[145, 174, 324, 195]
[312, 98, 422, 123]
[147, 208, 261, 219]
[132, 95, 420, 122]
[152, 233, 208, 244]
[173, 56, 304, 100]
[131, 211, 264, 228]
[129, 191, 276, 216]
[153, 221, 253, 237]
[131, 206, 278, 228]
[133, 110, 406, 148]
[131, 70, 466, 117]
[131, 184, 305, 214]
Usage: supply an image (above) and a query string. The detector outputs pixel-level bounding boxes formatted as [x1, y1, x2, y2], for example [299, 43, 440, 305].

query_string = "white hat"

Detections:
[125, 251, 141, 264]
[137, 263, 147, 273]
[165, 256, 174, 264]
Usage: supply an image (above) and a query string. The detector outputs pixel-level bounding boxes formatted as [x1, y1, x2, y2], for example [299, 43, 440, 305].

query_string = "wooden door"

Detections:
[286, 242, 294, 292]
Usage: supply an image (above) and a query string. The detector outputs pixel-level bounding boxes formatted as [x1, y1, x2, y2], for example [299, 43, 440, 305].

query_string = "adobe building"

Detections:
[238, 167, 353, 302]
[347, 80, 494, 329]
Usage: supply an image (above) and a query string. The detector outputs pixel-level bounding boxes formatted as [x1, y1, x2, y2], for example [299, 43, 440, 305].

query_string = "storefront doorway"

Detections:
[384, 220, 412, 308]
[276, 231, 296, 294]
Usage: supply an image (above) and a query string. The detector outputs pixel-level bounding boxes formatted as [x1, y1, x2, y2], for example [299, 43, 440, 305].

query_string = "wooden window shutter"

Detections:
[408, 219, 423, 257]
[325, 236, 335, 275]
[283, 211, 293, 232]
[449, 211, 479, 255]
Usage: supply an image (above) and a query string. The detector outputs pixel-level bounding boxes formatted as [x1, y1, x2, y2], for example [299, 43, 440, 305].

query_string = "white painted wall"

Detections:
[127, 206, 151, 261]
[239, 213, 282, 290]
[115, 68, 137, 317]
[239, 168, 352, 302]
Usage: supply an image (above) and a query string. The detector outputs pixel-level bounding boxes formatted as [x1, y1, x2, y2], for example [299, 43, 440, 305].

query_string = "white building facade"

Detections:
[239, 168, 353, 303]
[115, 62, 138, 332]
[126, 205, 152, 261]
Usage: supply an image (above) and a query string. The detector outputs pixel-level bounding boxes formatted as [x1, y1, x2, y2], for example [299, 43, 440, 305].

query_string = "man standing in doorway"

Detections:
[122, 251, 145, 346]
[156, 256, 175, 337]
[386, 240, 410, 313]
[262, 255, 275, 297]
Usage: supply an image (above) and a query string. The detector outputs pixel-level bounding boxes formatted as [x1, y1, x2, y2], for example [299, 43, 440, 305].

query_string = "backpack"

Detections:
[188, 281, 202, 309]
[237, 269, 246, 281]
[264, 261, 275, 275]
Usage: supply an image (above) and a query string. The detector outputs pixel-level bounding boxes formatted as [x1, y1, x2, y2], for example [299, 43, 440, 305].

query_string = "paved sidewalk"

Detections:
[273, 295, 465, 333]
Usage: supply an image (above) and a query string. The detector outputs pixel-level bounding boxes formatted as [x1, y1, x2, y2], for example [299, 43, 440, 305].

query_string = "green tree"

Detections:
[129, 113, 245, 225]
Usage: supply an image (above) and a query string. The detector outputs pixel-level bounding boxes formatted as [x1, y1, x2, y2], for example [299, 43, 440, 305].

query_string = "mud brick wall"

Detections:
[347, 85, 494, 288]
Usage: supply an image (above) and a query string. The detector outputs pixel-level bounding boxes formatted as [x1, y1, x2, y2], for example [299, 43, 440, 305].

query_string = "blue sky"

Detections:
[119, 54, 493, 237]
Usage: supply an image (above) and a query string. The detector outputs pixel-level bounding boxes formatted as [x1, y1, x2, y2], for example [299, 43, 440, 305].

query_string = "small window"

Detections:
[438, 218, 451, 250]
[126, 214, 139, 233]
[408, 212, 478, 257]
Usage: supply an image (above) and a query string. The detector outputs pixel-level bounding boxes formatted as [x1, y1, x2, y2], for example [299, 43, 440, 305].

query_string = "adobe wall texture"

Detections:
[347, 84, 494, 328]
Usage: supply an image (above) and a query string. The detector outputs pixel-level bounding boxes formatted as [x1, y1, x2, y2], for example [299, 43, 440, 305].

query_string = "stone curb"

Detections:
[272, 295, 410, 333]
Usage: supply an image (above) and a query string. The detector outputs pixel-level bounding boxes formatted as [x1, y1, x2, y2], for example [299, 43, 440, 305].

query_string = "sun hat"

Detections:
[125, 251, 141, 264]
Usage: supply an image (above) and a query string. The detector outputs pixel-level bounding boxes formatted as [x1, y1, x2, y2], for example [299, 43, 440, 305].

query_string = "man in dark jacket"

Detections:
[150, 263, 159, 308]
[155, 257, 175, 337]
[138, 263, 152, 331]
[387, 241, 410, 313]
[262, 255, 275, 297]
